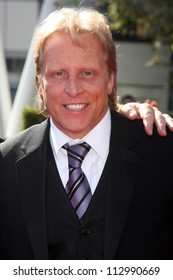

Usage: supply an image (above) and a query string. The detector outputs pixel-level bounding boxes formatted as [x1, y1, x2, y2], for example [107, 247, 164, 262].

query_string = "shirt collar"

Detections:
[49, 109, 111, 160]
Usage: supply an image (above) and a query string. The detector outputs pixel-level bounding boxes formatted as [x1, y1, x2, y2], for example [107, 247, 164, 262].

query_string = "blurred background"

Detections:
[0, 0, 173, 138]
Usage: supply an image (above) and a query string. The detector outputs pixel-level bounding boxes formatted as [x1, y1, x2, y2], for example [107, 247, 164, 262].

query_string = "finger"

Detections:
[118, 103, 139, 120]
[142, 116, 153, 136]
[150, 101, 158, 108]
[163, 113, 173, 131]
[144, 99, 151, 104]
[136, 103, 154, 136]
[119, 103, 155, 135]
[152, 108, 167, 136]
[144, 99, 158, 108]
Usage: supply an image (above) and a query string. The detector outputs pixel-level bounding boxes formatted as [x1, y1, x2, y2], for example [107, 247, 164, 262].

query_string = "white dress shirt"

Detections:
[49, 110, 111, 194]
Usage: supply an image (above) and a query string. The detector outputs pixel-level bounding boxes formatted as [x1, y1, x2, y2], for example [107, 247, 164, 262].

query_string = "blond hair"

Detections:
[34, 7, 117, 112]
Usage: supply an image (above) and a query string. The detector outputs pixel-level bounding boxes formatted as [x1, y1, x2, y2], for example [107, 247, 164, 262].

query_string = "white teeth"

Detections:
[65, 104, 86, 111]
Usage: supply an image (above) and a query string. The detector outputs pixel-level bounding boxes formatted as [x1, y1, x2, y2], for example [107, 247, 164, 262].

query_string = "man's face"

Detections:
[38, 32, 114, 139]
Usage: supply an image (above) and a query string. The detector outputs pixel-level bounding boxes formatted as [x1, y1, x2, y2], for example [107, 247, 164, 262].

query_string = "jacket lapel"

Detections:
[16, 120, 49, 259]
[104, 112, 142, 259]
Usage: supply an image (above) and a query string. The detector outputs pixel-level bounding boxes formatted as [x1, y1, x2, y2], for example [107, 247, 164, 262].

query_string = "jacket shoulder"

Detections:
[0, 119, 49, 159]
[111, 110, 173, 156]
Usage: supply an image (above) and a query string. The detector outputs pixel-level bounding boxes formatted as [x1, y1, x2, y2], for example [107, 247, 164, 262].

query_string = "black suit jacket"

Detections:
[0, 111, 173, 259]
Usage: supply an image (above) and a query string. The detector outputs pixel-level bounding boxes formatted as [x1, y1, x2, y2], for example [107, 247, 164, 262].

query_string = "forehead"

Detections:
[42, 32, 105, 57]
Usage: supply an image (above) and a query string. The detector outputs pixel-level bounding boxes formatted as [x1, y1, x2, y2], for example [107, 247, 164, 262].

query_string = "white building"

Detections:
[0, 0, 40, 97]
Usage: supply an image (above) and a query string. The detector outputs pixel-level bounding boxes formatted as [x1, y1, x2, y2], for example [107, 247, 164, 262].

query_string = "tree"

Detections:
[96, 0, 173, 63]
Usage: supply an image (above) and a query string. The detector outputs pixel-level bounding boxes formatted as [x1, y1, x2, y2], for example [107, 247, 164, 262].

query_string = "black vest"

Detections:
[45, 142, 109, 259]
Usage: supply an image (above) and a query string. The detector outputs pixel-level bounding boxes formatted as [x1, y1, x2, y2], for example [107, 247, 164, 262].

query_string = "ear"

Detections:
[108, 72, 115, 95]
[37, 79, 44, 98]
[38, 84, 43, 96]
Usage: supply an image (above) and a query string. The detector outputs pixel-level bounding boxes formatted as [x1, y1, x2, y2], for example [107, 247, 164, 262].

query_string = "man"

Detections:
[0, 7, 173, 260]
[121, 94, 136, 104]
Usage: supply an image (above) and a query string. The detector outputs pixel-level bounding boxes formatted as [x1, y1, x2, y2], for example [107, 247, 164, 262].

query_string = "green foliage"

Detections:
[21, 106, 46, 131]
[97, 0, 173, 55]
[55, 0, 79, 8]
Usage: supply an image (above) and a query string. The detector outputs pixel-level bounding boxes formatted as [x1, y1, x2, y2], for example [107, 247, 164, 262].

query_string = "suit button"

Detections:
[80, 229, 90, 236]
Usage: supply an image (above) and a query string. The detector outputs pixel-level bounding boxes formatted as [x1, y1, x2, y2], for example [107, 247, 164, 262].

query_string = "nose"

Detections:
[64, 75, 82, 97]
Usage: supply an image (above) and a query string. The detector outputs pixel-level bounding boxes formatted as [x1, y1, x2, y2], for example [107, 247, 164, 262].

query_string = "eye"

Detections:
[56, 71, 64, 76]
[55, 71, 68, 80]
[84, 71, 93, 76]
[80, 71, 94, 79]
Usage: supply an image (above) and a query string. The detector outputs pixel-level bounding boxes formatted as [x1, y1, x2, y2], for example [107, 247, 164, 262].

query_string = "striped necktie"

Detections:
[64, 142, 92, 219]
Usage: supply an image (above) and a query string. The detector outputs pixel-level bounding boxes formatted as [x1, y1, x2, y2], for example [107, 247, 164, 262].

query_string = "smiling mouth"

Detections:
[65, 104, 88, 111]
